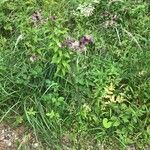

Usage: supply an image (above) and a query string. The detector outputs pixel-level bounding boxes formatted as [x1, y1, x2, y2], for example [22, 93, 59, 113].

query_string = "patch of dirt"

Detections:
[0, 123, 39, 150]
[0, 123, 149, 150]
[0, 124, 20, 150]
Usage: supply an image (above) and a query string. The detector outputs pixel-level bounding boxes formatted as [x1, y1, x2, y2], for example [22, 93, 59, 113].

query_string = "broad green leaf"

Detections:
[102, 118, 112, 129]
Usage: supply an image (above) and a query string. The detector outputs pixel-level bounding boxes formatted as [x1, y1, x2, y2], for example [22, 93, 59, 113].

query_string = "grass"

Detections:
[0, 0, 150, 149]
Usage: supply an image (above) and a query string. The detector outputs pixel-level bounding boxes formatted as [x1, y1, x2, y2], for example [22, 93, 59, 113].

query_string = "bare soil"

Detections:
[0, 123, 38, 150]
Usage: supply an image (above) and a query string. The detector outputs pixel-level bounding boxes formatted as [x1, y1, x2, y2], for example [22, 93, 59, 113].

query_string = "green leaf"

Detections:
[46, 110, 55, 119]
[4, 24, 12, 31]
[52, 54, 61, 64]
[0, 0, 9, 4]
[64, 52, 70, 58]
[62, 61, 70, 70]
[16, 116, 23, 124]
[53, 38, 61, 47]
[58, 50, 63, 57]
[102, 118, 112, 129]
[121, 115, 129, 123]
[27, 107, 37, 116]
[113, 120, 120, 127]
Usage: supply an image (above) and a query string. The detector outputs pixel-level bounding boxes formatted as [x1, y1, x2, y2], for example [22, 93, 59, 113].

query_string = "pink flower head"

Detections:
[31, 11, 42, 23]
[79, 35, 93, 47]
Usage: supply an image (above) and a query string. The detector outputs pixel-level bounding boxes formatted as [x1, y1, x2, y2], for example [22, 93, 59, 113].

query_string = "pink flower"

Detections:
[31, 11, 42, 24]
[62, 35, 94, 52]
[79, 35, 93, 47]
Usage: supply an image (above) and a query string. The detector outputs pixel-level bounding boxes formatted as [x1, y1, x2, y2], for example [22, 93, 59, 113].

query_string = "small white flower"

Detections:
[29, 54, 37, 62]
[77, 3, 95, 17]
[32, 143, 39, 149]
[70, 41, 80, 50]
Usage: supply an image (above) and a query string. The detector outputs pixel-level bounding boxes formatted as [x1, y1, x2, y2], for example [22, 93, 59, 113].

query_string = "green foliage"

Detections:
[49, 23, 71, 76]
[103, 118, 112, 129]
[0, 0, 150, 149]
